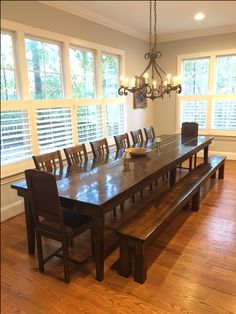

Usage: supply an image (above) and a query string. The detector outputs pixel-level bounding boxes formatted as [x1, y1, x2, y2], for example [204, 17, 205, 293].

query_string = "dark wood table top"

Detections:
[12, 134, 213, 210]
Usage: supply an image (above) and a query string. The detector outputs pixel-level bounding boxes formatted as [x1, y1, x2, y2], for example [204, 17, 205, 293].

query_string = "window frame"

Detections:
[1, 19, 126, 178]
[177, 49, 236, 137]
[1, 30, 19, 100]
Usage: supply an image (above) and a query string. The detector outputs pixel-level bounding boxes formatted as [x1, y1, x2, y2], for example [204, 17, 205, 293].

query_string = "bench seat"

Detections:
[117, 155, 226, 283]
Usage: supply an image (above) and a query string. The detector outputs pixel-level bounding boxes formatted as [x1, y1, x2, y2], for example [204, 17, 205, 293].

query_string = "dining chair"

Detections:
[25, 169, 92, 283]
[144, 126, 156, 140]
[130, 129, 144, 145]
[32, 150, 63, 172]
[64, 144, 88, 166]
[114, 133, 130, 150]
[90, 138, 109, 158]
[181, 122, 199, 170]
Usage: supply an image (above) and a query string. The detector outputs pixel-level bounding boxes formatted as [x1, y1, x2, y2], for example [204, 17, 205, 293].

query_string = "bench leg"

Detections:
[134, 240, 147, 284]
[119, 236, 132, 278]
[219, 163, 225, 179]
[211, 172, 216, 179]
[188, 156, 193, 172]
[192, 190, 200, 212]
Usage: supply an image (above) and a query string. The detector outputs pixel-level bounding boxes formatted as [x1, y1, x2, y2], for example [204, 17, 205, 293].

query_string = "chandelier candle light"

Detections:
[118, 0, 182, 100]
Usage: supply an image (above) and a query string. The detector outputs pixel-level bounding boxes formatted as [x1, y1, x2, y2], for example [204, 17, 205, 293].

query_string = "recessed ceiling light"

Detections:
[194, 12, 205, 21]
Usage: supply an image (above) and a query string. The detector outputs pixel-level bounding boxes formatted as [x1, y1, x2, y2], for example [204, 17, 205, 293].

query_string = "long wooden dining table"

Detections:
[11, 134, 213, 281]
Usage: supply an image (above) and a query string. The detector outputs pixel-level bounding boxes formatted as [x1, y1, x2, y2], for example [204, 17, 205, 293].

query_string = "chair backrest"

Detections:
[32, 150, 63, 172]
[90, 138, 109, 158]
[64, 144, 87, 166]
[144, 126, 156, 140]
[130, 129, 144, 145]
[25, 169, 64, 231]
[114, 133, 130, 149]
[181, 122, 199, 138]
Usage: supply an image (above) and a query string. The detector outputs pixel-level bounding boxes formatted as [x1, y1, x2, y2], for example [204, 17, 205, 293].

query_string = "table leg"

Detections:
[204, 145, 209, 163]
[24, 196, 35, 255]
[169, 168, 177, 187]
[91, 212, 104, 281]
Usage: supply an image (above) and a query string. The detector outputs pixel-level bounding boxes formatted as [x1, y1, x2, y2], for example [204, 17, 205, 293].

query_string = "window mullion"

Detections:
[95, 50, 102, 99]
[72, 104, 79, 145]
[15, 30, 30, 100]
[62, 41, 72, 99]
[29, 103, 40, 156]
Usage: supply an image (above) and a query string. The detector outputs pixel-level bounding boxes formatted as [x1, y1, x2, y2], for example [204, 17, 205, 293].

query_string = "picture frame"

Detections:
[133, 76, 147, 109]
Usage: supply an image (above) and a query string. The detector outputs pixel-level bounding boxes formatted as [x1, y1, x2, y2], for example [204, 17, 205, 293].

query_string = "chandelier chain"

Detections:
[149, 0, 152, 52]
[118, 0, 182, 100]
[154, 0, 157, 51]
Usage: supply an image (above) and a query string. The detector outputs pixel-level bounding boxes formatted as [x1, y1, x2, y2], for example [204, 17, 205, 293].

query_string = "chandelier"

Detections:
[118, 0, 182, 100]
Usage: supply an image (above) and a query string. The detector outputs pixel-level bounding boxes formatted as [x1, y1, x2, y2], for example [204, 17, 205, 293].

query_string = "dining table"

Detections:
[11, 134, 213, 281]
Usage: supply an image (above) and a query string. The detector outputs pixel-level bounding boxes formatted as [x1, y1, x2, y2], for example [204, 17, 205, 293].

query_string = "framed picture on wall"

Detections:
[133, 76, 147, 109]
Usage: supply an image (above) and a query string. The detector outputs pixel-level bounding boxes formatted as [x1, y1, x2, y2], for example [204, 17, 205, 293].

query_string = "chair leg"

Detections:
[132, 195, 135, 203]
[62, 238, 70, 283]
[69, 239, 75, 248]
[120, 202, 124, 212]
[113, 207, 117, 216]
[194, 154, 197, 167]
[36, 231, 44, 273]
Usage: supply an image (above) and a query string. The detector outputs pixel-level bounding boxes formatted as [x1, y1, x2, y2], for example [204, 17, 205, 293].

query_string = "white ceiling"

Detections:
[42, 1, 236, 41]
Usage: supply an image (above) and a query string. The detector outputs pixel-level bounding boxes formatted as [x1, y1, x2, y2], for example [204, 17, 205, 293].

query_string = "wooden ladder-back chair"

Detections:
[130, 129, 144, 145]
[144, 126, 156, 140]
[181, 122, 199, 170]
[25, 169, 92, 283]
[114, 133, 130, 150]
[64, 144, 88, 166]
[90, 138, 109, 158]
[32, 150, 63, 172]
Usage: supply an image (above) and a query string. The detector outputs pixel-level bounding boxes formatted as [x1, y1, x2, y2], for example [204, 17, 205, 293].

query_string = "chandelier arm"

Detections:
[154, 63, 167, 76]
[153, 63, 164, 82]
[139, 59, 153, 78]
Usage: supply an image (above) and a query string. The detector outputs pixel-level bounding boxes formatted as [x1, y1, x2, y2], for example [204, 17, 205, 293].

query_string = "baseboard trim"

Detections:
[197, 150, 236, 160]
[1, 200, 24, 222]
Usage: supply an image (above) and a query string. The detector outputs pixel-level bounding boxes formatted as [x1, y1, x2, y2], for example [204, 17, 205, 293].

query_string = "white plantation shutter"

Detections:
[178, 51, 236, 135]
[212, 100, 236, 130]
[180, 100, 207, 129]
[77, 105, 103, 143]
[1, 110, 32, 165]
[106, 103, 125, 136]
[36, 107, 73, 153]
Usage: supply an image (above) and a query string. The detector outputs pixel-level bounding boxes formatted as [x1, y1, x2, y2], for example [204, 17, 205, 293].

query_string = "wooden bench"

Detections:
[117, 155, 226, 284]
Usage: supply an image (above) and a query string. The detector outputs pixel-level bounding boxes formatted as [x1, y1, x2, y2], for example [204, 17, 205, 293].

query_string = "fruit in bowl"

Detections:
[126, 147, 148, 156]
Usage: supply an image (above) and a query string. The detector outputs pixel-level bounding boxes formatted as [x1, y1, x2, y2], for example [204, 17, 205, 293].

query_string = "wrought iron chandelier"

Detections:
[118, 0, 182, 100]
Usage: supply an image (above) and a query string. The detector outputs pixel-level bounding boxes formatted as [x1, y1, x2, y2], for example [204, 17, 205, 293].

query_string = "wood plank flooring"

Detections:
[1, 160, 236, 313]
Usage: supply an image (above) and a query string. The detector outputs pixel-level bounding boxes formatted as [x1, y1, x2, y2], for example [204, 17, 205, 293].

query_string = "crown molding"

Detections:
[158, 24, 236, 43]
[40, 1, 147, 41]
[40, 1, 236, 43]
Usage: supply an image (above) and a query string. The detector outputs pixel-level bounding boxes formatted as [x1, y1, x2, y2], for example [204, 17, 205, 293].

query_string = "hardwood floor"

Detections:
[1, 160, 236, 313]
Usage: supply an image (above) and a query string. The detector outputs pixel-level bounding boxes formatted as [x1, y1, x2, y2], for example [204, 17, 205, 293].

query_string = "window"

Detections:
[182, 58, 209, 96]
[1, 110, 32, 165]
[25, 37, 62, 99]
[77, 105, 103, 143]
[36, 108, 73, 153]
[106, 103, 125, 136]
[178, 51, 236, 135]
[70, 47, 95, 98]
[1, 21, 124, 174]
[102, 53, 119, 98]
[1, 32, 18, 100]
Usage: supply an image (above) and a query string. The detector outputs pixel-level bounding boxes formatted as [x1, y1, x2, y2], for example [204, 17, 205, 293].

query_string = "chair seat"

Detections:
[39, 208, 91, 235]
